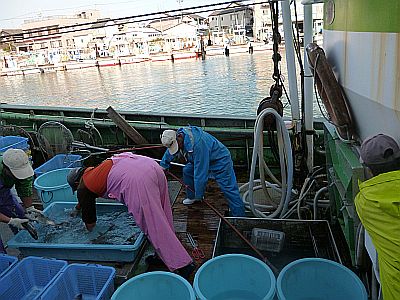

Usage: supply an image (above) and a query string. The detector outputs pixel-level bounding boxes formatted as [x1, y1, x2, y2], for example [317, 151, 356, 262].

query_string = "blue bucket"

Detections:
[194, 254, 276, 300]
[34, 168, 77, 208]
[111, 271, 195, 300]
[277, 258, 368, 300]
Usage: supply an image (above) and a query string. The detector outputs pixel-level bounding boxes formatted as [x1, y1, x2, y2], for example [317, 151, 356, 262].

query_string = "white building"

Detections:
[163, 23, 198, 51]
[253, 1, 324, 43]
[17, 10, 100, 59]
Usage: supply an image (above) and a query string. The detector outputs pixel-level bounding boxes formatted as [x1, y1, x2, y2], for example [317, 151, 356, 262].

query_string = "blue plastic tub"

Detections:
[194, 254, 276, 300]
[0, 256, 67, 300]
[34, 168, 78, 208]
[277, 258, 368, 300]
[34, 154, 82, 177]
[111, 271, 195, 300]
[0, 136, 29, 152]
[40, 263, 116, 300]
[7, 202, 145, 262]
[0, 254, 18, 278]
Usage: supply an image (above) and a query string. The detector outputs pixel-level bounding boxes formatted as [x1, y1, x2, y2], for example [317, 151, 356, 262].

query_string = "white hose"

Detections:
[241, 108, 294, 218]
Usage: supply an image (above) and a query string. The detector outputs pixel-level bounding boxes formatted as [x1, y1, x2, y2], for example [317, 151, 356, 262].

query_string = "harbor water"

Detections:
[0, 52, 322, 117]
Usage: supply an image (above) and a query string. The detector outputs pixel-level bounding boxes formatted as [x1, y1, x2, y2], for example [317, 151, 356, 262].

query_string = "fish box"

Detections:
[213, 218, 342, 272]
[7, 202, 145, 262]
[0, 136, 29, 153]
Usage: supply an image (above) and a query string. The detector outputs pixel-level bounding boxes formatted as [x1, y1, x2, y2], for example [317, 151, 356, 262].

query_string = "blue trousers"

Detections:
[0, 182, 25, 253]
[183, 161, 245, 217]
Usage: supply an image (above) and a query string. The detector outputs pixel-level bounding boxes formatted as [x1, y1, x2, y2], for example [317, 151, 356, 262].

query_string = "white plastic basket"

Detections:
[251, 228, 285, 253]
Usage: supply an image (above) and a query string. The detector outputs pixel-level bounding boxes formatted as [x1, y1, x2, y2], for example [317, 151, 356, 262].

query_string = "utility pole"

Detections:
[177, 0, 183, 23]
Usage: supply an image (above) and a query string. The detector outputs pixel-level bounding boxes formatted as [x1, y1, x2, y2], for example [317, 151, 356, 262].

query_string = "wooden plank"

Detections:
[106, 106, 150, 145]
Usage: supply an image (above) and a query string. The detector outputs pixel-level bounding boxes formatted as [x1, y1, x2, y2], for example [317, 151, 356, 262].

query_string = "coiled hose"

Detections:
[241, 108, 294, 218]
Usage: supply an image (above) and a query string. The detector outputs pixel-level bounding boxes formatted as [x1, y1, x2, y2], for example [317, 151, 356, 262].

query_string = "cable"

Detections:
[312, 186, 328, 220]
[4, 0, 274, 43]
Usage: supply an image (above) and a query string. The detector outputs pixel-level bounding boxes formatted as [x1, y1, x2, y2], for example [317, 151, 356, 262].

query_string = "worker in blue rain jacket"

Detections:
[0, 149, 43, 253]
[160, 126, 245, 217]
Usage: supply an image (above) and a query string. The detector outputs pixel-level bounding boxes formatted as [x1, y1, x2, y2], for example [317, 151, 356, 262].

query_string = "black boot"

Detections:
[145, 254, 165, 266]
[176, 262, 196, 280]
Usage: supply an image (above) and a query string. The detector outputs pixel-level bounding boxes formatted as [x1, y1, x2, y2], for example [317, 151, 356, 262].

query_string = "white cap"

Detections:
[2, 149, 34, 179]
[161, 130, 179, 155]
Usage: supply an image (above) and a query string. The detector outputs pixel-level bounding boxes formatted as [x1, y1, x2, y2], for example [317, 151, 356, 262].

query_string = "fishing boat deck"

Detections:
[1, 168, 352, 286]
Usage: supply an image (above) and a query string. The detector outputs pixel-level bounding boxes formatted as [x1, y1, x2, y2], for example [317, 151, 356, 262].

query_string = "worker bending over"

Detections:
[67, 152, 194, 278]
[160, 126, 245, 217]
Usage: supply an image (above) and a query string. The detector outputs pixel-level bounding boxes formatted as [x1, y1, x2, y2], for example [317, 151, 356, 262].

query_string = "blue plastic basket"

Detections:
[34, 154, 82, 177]
[0, 254, 18, 278]
[41, 263, 116, 300]
[0, 256, 67, 300]
[0, 136, 29, 152]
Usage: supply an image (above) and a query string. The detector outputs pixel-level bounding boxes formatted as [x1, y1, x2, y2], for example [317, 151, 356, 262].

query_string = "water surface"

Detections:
[0, 52, 322, 117]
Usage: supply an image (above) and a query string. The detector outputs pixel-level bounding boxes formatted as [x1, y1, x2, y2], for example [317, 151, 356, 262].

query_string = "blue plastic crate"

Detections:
[0, 136, 29, 152]
[0, 254, 18, 278]
[34, 154, 83, 177]
[41, 264, 116, 300]
[7, 202, 145, 262]
[0, 256, 67, 300]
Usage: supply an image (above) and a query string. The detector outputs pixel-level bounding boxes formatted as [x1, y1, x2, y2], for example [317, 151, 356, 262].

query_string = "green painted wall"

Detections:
[324, 0, 400, 33]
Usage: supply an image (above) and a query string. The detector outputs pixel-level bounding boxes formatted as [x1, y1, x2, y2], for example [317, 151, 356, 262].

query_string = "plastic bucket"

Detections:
[111, 271, 195, 300]
[277, 258, 368, 300]
[194, 254, 276, 300]
[34, 168, 77, 208]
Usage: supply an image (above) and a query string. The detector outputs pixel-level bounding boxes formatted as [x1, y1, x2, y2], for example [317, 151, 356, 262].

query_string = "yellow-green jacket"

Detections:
[355, 170, 400, 300]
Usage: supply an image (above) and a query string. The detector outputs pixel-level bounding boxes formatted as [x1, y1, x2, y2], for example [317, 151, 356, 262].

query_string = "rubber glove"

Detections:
[25, 206, 44, 221]
[69, 203, 82, 218]
[85, 222, 96, 232]
[8, 218, 29, 230]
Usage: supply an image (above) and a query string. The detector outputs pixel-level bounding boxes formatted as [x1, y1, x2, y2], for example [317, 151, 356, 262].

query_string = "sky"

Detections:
[0, 0, 232, 29]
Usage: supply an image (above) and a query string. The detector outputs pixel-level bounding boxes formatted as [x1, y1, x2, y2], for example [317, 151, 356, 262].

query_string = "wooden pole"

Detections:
[106, 106, 160, 156]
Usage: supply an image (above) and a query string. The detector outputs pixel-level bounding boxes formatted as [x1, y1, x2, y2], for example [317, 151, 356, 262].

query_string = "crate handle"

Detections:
[41, 190, 54, 204]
